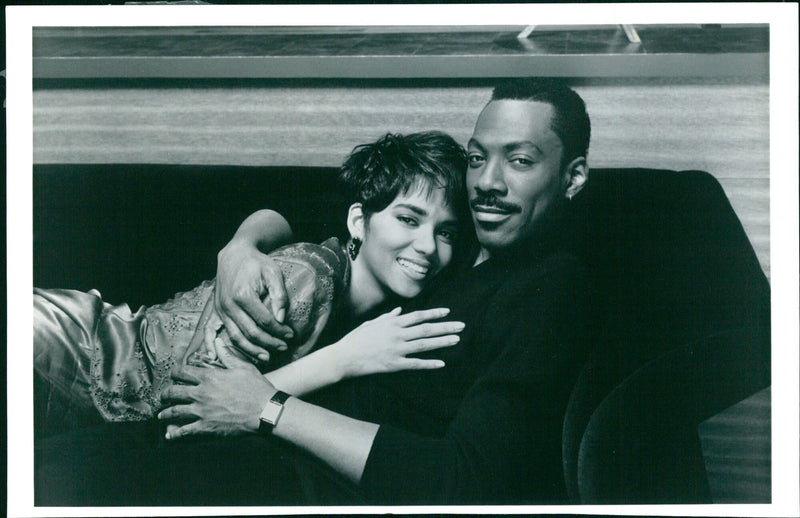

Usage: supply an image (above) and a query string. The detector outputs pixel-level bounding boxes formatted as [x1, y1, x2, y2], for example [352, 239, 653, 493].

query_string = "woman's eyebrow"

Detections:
[440, 219, 460, 228]
[393, 203, 427, 215]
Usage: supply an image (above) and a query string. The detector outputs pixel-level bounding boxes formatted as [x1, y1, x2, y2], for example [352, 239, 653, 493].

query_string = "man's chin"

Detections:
[475, 228, 517, 252]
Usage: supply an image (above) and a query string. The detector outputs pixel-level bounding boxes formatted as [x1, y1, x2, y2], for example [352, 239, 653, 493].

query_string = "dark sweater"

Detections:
[312, 242, 595, 504]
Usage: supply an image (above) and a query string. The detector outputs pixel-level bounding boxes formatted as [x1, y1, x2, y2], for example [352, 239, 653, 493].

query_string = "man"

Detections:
[36, 78, 595, 505]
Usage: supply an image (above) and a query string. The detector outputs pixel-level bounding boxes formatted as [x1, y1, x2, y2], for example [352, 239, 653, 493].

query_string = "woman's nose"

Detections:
[412, 228, 437, 257]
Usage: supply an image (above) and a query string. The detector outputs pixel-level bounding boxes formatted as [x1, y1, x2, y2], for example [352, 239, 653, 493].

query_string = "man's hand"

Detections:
[212, 237, 294, 361]
[159, 340, 275, 440]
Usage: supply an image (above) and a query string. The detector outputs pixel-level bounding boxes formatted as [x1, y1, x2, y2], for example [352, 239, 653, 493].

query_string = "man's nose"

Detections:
[474, 159, 507, 195]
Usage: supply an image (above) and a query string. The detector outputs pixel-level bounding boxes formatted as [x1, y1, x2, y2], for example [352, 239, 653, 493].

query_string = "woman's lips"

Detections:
[397, 257, 430, 280]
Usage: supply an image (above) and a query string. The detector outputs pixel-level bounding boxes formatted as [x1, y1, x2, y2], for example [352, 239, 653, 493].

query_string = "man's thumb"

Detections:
[214, 337, 251, 369]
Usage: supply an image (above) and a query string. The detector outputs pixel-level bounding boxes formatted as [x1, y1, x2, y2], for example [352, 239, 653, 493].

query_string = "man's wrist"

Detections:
[258, 390, 291, 435]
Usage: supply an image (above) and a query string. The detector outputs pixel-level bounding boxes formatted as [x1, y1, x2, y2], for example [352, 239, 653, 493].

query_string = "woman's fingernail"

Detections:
[454, 322, 465, 331]
[276, 309, 286, 323]
[258, 353, 270, 362]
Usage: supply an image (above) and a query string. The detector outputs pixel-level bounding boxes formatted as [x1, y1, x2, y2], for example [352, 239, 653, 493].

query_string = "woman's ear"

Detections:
[346, 203, 365, 239]
[563, 157, 589, 199]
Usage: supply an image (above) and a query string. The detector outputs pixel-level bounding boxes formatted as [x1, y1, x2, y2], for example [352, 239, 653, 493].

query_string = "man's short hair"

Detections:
[338, 131, 469, 221]
[491, 78, 591, 166]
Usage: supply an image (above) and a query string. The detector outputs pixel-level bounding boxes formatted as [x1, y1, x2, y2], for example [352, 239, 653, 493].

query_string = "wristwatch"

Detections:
[258, 390, 291, 435]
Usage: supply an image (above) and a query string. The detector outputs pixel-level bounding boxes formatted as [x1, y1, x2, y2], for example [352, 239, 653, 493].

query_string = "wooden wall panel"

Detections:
[33, 77, 770, 277]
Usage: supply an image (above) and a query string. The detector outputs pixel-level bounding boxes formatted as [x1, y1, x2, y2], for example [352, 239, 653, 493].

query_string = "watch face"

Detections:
[260, 400, 284, 425]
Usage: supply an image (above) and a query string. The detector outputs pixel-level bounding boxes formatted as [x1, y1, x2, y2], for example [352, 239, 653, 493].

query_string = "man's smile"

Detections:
[470, 198, 521, 224]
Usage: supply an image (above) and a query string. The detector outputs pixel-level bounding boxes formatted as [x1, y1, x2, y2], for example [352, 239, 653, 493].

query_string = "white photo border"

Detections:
[7, 3, 799, 517]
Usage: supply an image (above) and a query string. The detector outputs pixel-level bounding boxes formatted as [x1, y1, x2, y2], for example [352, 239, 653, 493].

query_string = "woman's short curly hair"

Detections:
[338, 131, 469, 222]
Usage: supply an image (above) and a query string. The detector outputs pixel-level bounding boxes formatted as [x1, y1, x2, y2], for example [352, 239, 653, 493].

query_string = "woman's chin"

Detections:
[390, 281, 425, 300]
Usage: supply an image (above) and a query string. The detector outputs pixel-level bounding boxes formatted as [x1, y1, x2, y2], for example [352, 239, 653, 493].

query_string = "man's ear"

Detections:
[346, 203, 365, 239]
[563, 157, 589, 199]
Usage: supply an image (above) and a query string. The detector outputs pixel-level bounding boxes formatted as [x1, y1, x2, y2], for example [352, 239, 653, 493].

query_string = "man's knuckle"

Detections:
[239, 321, 257, 337]
[226, 328, 244, 342]
[232, 287, 250, 303]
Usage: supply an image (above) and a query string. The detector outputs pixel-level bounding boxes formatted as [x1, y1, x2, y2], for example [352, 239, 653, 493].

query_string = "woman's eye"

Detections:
[437, 229, 457, 242]
[397, 216, 418, 226]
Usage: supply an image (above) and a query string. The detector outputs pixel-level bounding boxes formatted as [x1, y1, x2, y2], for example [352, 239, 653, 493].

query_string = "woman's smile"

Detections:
[396, 256, 431, 280]
[348, 183, 459, 314]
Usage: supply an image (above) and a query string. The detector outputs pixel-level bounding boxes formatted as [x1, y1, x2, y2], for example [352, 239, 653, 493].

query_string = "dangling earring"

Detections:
[348, 237, 362, 261]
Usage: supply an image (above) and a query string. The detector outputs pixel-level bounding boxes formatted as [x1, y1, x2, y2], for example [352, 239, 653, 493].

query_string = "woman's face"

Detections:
[356, 183, 460, 301]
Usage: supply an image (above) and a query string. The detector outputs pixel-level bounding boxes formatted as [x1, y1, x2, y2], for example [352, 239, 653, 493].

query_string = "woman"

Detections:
[34, 131, 474, 436]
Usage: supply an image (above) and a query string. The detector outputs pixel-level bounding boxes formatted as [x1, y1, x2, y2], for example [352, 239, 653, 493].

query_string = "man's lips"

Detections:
[472, 204, 512, 214]
[470, 197, 520, 212]
[470, 198, 520, 223]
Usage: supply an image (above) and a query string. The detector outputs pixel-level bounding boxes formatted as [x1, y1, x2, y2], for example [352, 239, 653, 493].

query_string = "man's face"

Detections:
[466, 100, 567, 254]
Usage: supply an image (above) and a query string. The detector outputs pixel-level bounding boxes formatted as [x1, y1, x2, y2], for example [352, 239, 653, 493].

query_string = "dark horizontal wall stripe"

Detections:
[32, 77, 769, 278]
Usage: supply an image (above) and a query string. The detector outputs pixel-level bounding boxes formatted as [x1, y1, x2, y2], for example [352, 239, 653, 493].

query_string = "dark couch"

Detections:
[33, 163, 771, 504]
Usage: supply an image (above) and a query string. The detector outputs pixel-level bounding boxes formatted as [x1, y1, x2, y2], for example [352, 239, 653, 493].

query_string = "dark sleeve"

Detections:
[359, 254, 594, 504]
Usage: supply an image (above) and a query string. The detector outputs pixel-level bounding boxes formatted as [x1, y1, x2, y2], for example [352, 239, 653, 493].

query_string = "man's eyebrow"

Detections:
[466, 138, 484, 150]
[503, 141, 544, 155]
[467, 138, 544, 155]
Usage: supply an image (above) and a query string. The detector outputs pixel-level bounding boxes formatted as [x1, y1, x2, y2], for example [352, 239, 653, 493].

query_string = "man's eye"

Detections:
[510, 157, 534, 167]
[467, 154, 485, 166]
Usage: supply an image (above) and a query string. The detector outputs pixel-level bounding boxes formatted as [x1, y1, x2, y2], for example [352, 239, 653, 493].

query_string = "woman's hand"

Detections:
[159, 339, 275, 440]
[213, 237, 294, 360]
[330, 307, 464, 380]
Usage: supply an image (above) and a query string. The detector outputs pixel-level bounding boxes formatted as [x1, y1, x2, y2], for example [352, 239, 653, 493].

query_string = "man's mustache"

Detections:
[469, 194, 521, 214]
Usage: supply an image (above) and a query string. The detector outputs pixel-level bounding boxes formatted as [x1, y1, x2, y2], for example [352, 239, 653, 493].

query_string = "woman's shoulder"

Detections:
[269, 238, 348, 278]
[267, 238, 349, 362]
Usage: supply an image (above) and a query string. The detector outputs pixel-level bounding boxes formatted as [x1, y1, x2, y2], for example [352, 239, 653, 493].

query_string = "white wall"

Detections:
[33, 77, 769, 277]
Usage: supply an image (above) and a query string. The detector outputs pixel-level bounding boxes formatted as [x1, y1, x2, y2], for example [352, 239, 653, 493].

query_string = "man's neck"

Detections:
[473, 247, 492, 267]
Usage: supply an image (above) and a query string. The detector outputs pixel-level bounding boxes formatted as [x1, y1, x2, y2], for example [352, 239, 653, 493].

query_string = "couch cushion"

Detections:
[561, 169, 770, 503]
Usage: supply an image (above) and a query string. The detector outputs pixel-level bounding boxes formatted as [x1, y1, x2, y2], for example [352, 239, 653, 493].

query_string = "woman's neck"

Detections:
[346, 258, 398, 319]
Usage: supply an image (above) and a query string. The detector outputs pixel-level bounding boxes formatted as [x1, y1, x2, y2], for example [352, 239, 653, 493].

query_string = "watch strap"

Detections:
[258, 390, 291, 435]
